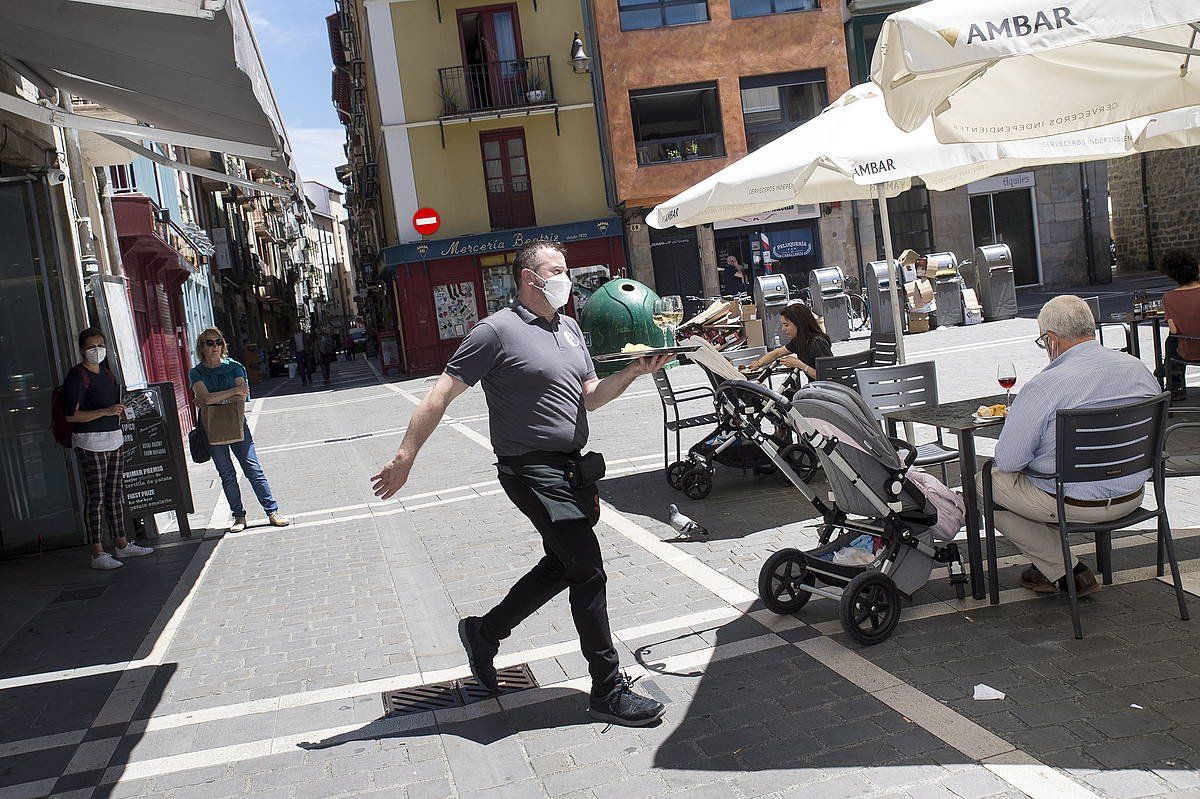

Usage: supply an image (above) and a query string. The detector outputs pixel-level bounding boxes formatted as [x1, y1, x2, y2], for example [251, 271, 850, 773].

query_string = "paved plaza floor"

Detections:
[5, 303, 1200, 798]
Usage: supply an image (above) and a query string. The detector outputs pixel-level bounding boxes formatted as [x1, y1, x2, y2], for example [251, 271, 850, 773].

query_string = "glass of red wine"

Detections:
[997, 363, 1016, 405]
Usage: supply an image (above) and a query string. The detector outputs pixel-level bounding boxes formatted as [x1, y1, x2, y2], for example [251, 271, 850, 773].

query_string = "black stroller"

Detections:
[713, 377, 967, 645]
[657, 353, 819, 500]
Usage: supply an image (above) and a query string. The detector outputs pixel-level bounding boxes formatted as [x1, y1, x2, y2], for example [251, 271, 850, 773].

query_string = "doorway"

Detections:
[0, 181, 79, 554]
[649, 226, 703, 311]
[459, 5, 523, 110]
[970, 187, 1041, 286]
[480, 128, 535, 230]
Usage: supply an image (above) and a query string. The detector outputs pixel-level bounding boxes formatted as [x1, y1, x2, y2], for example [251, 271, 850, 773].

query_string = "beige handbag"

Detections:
[204, 398, 246, 445]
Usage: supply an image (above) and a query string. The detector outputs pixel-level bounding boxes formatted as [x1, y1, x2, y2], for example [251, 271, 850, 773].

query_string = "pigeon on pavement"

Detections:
[669, 504, 708, 536]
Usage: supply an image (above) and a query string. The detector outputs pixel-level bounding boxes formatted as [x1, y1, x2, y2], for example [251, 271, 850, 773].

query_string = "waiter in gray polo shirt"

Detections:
[372, 240, 671, 727]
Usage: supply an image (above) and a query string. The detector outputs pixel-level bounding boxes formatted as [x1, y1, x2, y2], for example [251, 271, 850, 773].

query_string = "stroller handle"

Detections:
[715, 379, 793, 412]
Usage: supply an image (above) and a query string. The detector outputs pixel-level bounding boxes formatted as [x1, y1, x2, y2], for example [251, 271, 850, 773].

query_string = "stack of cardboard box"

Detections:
[679, 300, 751, 351]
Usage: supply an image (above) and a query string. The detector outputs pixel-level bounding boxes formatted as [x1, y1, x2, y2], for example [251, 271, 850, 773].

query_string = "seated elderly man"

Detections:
[979, 295, 1160, 596]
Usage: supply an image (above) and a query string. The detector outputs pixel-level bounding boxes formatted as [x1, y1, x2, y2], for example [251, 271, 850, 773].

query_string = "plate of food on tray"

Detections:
[593, 342, 701, 363]
[971, 403, 1009, 425]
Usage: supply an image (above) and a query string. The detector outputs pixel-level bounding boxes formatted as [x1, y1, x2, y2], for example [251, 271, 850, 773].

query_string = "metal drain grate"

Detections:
[382, 663, 539, 717]
[382, 681, 462, 716]
[51, 586, 107, 604]
[459, 664, 539, 704]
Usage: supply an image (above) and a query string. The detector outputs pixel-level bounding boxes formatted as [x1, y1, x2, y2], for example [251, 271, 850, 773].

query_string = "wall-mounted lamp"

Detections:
[570, 31, 591, 74]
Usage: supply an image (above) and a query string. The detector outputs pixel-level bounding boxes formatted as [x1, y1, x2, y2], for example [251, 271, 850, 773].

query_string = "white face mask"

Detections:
[533, 272, 573, 309]
[84, 346, 106, 364]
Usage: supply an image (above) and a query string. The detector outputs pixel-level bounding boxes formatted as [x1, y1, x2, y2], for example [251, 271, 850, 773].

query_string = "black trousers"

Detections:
[481, 464, 619, 694]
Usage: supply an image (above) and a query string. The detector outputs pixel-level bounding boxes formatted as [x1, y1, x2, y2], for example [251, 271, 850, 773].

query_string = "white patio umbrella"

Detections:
[650, 82, 1200, 363]
[872, 0, 1200, 142]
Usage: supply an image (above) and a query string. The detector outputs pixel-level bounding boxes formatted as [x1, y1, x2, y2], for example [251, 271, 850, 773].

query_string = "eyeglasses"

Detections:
[1034, 332, 1050, 349]
[203, 339, 225, 347]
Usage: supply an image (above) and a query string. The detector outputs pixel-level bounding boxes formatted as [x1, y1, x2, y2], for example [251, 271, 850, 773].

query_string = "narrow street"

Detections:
[5, 327, 1200, 799]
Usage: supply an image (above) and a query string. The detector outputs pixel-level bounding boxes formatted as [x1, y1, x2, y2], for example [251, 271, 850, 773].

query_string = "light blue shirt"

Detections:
[994, 340, 1161, 499]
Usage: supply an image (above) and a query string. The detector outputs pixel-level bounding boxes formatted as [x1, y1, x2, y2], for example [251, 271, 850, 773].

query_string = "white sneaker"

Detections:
[91, 552, 123, 570]
[115, 542, 153, 558]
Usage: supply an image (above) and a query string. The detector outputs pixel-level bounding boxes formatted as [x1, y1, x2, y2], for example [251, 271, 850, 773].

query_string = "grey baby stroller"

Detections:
[713, 378, 967, 645]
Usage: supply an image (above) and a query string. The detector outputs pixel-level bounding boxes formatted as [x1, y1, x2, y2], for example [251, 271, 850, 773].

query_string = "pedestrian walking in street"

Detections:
[372, 240, 672, 727]
[62, 327, 153, 569]
[318, 333, 336, 385]
[294, 330, 314, 386]
[190, 327, 290, 533]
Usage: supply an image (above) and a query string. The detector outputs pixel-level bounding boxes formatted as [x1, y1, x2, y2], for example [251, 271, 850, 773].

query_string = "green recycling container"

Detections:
[578, 278, 668, 376]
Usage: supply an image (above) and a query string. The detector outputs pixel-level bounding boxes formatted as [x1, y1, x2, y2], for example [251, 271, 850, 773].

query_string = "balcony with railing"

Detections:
[437, 56, 555, 118]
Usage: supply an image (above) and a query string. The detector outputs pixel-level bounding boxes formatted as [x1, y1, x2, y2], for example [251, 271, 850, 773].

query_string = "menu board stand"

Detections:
[121, 381, 195, 539]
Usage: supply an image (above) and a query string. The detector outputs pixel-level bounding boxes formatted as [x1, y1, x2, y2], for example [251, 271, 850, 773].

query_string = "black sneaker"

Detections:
[587, 673, 665, 727]
[458, 617, 499, 691]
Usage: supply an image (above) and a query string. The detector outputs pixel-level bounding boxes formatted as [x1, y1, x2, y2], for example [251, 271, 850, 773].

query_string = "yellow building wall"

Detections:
[391, 0, 609, 239]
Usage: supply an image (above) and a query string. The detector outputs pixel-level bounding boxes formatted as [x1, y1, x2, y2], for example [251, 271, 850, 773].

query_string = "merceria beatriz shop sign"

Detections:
[383, 218, 622, 266]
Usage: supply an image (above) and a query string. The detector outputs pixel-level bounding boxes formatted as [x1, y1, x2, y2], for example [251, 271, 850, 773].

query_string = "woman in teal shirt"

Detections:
[190, 327, 289, 533]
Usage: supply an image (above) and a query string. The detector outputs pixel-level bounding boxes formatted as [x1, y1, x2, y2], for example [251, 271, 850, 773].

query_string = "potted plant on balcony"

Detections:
[525, 74, 548, 104]
[666, 146, 682, 163]
[439, 84, 460, 115]
[684, 140, 700, 159]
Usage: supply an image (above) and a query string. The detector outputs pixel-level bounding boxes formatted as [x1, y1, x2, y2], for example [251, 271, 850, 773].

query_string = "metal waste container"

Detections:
[809, 266, 850, 342]
[963, 244, 1017, 321]
[868, 260, 900, 336]
[754, 273, 791, 349]
[927, 252, 963, 327]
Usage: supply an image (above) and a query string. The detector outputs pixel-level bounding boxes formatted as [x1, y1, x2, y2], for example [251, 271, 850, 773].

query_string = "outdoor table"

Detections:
[884, 393, 1007, 601]
[1111, 312, 1167, 388]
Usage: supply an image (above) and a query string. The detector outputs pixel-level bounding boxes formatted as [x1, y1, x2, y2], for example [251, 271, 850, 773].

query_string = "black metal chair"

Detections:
[814, 348, 875, 392]
[1083, 295, 1130, 353]
[652, 368, 717, 479]
[1164, 334, 1200, 399]
[981, 392, 1189, 638]
[869, 333, 898, 367]
[855, 361, 959, 482]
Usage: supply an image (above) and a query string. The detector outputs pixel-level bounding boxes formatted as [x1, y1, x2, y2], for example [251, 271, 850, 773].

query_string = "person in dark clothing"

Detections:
[722, 255, 751, 296]
[318, 334, 336, 384]
[1160, 249, 1200, 399]
[748, 302, 833, 380]
[63, 327, 154, 569]
[371, 240, 672, 727]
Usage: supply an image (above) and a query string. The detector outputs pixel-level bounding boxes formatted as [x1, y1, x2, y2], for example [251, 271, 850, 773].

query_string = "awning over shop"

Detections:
[0, 0, 293, 175]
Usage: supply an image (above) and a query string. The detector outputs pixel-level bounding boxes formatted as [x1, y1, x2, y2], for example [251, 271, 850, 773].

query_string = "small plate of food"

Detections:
[592, 343, 701, 363]
[971, 404, 1009, 424]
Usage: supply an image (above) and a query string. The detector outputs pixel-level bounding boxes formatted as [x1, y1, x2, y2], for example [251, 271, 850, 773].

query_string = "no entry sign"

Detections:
[413, 208, 441, 236]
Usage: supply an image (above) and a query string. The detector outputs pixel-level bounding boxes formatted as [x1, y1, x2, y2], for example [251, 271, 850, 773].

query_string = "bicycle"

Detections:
[843, 275, 871, 332]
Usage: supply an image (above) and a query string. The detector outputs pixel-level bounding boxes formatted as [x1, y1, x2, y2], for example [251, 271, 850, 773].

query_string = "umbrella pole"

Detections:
[876, 184, 907, 365]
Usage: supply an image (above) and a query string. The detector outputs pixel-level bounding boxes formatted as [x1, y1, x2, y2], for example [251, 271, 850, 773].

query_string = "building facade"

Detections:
[304, 180, 360, 336]
[331, 0, 624, 374]
[1109, 150, 1200, 274]
[590, 0, 855, 304]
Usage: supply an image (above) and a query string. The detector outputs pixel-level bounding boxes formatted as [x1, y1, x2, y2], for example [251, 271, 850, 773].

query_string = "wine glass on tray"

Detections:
[997, 362, 1016, 405]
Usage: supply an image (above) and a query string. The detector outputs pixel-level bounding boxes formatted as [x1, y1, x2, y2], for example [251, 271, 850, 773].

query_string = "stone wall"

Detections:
[1109, 148, 1200, 273]
[1032, 162, 1109, 287]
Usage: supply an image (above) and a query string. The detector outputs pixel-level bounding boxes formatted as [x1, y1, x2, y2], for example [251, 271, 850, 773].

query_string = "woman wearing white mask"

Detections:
[62, 327, 153, 569]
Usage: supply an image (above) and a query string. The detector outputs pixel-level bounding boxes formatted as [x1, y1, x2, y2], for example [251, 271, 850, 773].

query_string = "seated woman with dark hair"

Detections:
[747, 302, 833, 381]
[1160, 249, 1200, 398]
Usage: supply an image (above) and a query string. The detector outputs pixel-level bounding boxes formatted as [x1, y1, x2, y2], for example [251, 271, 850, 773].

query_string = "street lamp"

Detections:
[570, 32, 591, 74]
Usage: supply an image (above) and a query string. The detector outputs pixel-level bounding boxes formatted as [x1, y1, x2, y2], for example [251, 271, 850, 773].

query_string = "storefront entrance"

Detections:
[716, 215, 822, 298]
[969, 177, 1041, 286]
[649, 226, 702, 303]
[0, 180, 79, 554]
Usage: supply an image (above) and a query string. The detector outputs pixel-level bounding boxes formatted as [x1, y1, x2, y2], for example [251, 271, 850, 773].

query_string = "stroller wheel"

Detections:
[840, 571, 902, 646]
[682, 468, 713, 500]
[758, 549, 816, 614]
[778, 443, 819, 484]
[666, 461, 689, 490]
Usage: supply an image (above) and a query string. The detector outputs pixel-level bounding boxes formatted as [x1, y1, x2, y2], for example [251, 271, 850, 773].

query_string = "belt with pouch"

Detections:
[1041, 488, 1142, 507]
[497, 450, 606, 489]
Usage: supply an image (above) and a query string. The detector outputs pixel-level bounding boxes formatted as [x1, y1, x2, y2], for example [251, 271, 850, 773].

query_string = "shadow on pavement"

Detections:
[0, 540, 212, 797]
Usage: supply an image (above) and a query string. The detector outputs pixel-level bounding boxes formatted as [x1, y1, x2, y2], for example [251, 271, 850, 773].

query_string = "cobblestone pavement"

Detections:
[4, 308, 1200, 799]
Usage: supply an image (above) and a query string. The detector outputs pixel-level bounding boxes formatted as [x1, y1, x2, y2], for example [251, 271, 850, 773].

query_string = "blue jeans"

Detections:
[209, 423, 278, 517]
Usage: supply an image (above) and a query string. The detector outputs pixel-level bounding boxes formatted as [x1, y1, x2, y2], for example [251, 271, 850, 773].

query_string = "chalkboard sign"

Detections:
[121, 381, 194, 532]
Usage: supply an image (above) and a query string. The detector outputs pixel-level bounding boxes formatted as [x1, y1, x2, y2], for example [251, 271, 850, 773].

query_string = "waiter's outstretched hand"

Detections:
[371, 452, 414, 500]
[629, 354, 674, 376]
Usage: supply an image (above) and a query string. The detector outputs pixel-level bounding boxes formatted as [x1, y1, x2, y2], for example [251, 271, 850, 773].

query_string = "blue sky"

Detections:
[246, 0, 345, 189]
